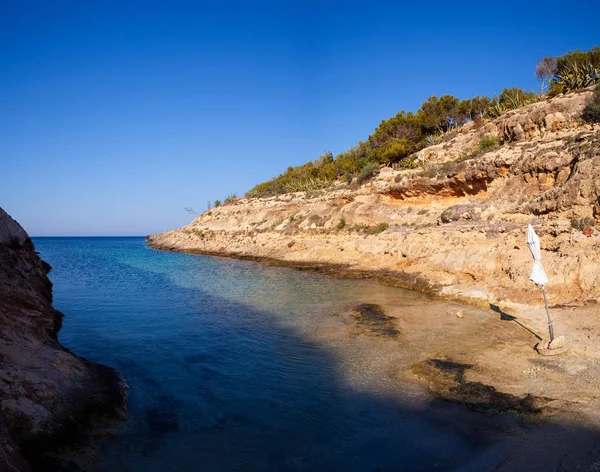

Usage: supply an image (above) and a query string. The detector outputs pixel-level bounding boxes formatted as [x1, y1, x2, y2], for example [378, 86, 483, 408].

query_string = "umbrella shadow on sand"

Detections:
[489, 303, 542, 341]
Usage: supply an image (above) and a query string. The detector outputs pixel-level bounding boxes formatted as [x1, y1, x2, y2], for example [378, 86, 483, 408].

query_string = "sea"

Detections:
[34, 236, 504, 472]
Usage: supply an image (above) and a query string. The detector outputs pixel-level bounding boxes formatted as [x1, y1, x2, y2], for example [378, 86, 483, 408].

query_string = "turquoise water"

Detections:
[34, 237, 494, 472]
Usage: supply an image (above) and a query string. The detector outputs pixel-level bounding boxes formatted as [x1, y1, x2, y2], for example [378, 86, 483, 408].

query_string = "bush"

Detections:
[366, 222, 389, 235]
[546, 82, 564, 98]
[224, 194, 237, 205]
[479, 136, 501, 152]
[583, 103, 600, 123]
[337, 217, 346, 230]
[556, 62, 599, 93]
[486, 88, 538, 118]
[244, 46, 597, 200]
[582, 85, 600, 124]
[357, 162, 378, 185]
[314, 151, 333, 168]
[547, 47, 600, 95]
[214, 200, 221, 207]
[397, 157, 419, 169]
[571, 217, 595, 231]
[271, 217, 285, 229]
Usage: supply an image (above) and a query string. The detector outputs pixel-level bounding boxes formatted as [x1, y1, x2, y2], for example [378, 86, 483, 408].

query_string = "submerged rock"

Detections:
[411, 358, 545, 416]
[0, 208, 127, 471]
[341, 303, 401, 339]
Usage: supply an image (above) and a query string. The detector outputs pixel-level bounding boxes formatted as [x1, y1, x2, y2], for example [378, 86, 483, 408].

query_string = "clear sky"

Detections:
[1, 0, 598, 236]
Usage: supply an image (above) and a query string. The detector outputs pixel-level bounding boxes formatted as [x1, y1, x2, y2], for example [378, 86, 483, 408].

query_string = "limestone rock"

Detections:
[0, 208, 127, 471]
[549, 335, 566, 350]
[147, 89, 600, 309]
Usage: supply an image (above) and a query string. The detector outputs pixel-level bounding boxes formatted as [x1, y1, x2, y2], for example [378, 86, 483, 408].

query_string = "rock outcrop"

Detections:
[0, 208, 127, 471]
[148, 91, 600, 320]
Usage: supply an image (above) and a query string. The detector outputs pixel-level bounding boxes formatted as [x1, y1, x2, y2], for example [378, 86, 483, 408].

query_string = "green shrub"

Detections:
[479, 136, 501, 152]
[397, 157, 419, 169]
[486, 88, 538, 118]
[224, 194, 237, 205]
[357, 162, 378, 185]
[284, 176, 330, 193]
[366, 222, 389, 235]
[571, 217, 595, 231]
[582, 85, 600, 123]
[314, 151, 333, 168]
[556, 62, 599, 93]
[214, 200, 221, 207]
[271, 217, 285, 229]
[546, 82, 564, 98]
[583, 103, 600, 123]
[546, 47, 600, 95]
[337, 217, 346, 230]
[244, 46, 598, 200]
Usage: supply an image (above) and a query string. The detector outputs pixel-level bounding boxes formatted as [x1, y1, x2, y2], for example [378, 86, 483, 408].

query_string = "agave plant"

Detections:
[557, 61, 600, 92]
[283, 176, 331, 193]
[425, 132, 443, 146]
[486, 98, 505, 118]
[486, 88, 539, 118]
[588, 64, 600, 84]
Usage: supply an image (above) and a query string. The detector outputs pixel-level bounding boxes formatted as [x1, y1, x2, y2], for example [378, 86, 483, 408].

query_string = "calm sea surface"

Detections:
[34, 237, 499, 472]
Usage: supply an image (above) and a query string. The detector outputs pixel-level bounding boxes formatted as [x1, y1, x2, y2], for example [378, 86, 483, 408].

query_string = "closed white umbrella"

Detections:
[527, 224, 549, 286]
[526, 224, 554, 341]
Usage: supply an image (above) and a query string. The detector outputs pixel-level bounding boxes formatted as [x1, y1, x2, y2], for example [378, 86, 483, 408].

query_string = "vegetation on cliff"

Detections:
[583, 85, 600, 124]
[244, 46, 600, 200]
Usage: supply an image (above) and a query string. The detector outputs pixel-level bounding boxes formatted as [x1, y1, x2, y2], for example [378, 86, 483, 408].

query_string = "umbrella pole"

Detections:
[541, 285, 554, 342]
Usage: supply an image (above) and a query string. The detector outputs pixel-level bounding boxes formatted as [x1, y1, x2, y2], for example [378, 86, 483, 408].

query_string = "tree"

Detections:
[369, 111, 421, 146]
[470, 96, 491, 118]
[535, 56, 557, 94]
[457, 99, 473, 123]
[556, 46, 600, 74]
[314, 150, 333, 168]
[418, 94, 460, 132]
[372, 139, 411, 164]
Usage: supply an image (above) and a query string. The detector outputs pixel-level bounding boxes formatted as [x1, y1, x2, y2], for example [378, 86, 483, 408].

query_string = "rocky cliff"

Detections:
[149, 90, 600, 318]
[0, 208, 127, 471]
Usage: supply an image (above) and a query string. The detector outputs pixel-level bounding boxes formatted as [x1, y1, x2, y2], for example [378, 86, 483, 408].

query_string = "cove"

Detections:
[35, 236, 517, 472]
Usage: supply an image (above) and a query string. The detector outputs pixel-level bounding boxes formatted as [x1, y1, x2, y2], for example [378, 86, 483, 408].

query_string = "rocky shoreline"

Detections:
[0, 208, 127, 472]
[147, 90, 600, 466]
[149, 91, 599, 329]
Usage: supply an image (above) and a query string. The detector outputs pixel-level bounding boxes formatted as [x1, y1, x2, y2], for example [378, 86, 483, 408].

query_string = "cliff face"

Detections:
[149, 91, 600, 316]
[0, 208, 127, 471]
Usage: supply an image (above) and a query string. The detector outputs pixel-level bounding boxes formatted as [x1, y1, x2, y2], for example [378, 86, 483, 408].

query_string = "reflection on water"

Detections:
[35, 237, 495, 472]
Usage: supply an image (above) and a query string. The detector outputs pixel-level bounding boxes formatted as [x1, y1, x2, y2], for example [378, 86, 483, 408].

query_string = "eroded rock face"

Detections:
[148, 91, 600, 318]
[0, 208, 127, 471]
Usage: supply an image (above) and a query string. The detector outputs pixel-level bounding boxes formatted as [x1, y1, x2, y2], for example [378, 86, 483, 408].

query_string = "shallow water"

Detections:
[35, 237, 498, 472]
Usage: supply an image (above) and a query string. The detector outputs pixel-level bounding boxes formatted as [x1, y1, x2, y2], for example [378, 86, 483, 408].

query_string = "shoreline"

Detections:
[144, 90, 600, 469]
[146, 236, 592, 322]
[148, 241, 600, 452]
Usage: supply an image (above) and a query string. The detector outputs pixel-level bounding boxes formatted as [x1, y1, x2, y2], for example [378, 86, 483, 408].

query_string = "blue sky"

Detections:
[1, 0, 598, 236]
